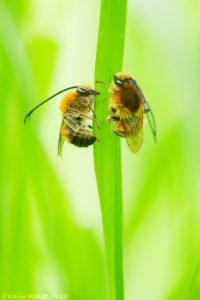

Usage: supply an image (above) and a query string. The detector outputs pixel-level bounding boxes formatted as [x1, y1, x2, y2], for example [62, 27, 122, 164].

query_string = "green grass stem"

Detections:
[93, 1, 127, 299]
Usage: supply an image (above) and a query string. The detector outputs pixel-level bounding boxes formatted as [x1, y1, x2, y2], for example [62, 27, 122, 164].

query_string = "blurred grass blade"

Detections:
[187, 260, 200, 299]
[94, 0, 127, 299]
[0, 4, 106, 299]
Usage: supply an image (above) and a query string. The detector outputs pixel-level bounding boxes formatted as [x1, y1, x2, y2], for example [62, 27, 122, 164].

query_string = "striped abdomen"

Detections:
[71, 133, 96, 147]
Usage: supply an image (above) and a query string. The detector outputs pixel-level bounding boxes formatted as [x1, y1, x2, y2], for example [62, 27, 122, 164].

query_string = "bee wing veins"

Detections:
[63, 116, 80, 133]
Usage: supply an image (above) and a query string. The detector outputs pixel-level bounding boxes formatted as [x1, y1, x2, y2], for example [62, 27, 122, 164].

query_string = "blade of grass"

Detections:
[94, 0, 127, 299]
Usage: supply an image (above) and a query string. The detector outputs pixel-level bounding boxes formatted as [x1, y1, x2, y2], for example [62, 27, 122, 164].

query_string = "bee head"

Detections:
[113, 73, 134, 88]
[77, 86, 100, 96]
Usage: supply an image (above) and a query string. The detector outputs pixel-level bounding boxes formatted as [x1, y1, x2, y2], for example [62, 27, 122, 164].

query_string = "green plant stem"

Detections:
[93, 0, 127, 299]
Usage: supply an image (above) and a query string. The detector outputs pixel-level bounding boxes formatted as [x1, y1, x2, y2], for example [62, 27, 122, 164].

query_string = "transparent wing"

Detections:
[58, 108, 81, 156]
[57, 117, 65, 157]
[119, 108, 143, 153]
[63, 115, 80, 132]
[144, 100, 157, 142]
[131, 79, 156, 142]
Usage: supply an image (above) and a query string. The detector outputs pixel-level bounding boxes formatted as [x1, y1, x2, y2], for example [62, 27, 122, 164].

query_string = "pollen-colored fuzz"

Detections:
[61, 126, 72, 143]
[79, 84, 93, 90]
[110, 84, 143, 114]
[59, 91, 77, 113]
[114, 72, 133, 80]
[109, 92, 122, 108]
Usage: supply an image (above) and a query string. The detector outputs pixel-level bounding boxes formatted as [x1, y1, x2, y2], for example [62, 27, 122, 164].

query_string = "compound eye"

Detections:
[114, 76, 123, 85]
[77, 88, 89, 95]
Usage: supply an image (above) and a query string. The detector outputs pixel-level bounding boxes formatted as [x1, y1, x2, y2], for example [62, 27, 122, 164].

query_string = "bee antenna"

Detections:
[24, 86, 78, 124]
[96, 80, 110, 88]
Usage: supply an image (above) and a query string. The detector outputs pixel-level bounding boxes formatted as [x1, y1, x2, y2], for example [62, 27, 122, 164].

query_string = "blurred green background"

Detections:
[1, 0, 200, 299]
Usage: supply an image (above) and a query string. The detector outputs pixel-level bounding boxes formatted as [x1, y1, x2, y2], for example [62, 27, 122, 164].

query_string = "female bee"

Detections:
[97, 72, 156, 152]
[24, 85, 100, 156]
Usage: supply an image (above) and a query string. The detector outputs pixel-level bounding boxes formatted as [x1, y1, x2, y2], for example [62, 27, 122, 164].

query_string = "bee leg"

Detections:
[89, 110, 101, 129]
[77, 98, 98, 119]
[79, 113, 100, 129]
[77, 100, 97, 119]
[74, 111, 100, 130]
[81, 110, 101, 129]
[87, 104, 98, 120]
[87, 116, 100, 129]
[68, 106, 100, 130]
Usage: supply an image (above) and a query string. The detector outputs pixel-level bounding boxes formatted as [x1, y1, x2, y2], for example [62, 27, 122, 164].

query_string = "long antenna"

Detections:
[96, 80, 110, 88]
[24, 86, 78, 124]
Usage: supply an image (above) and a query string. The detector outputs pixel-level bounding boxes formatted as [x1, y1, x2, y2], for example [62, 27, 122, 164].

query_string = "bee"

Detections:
[24, 85, 100, 156]
[97, 72, 156, 152]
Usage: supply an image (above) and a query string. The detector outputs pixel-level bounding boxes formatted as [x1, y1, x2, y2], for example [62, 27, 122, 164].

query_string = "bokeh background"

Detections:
[1, 0, 200, 299]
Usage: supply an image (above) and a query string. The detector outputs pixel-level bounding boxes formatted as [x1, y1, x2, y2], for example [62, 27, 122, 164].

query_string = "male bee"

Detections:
[24, 85, 100, 156]
[97, 72, 156, 152]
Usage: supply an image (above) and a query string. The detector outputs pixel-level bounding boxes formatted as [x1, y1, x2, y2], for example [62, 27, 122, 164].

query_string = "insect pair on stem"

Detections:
[24, 72, 156, 156]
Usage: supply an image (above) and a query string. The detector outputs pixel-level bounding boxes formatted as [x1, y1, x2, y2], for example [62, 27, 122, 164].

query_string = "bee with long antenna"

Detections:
[24, 85, 100, 156]
[97, 72, 156, 152]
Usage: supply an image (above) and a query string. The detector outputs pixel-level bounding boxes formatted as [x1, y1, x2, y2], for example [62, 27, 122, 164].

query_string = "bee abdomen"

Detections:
[71, 134, 96, 147]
